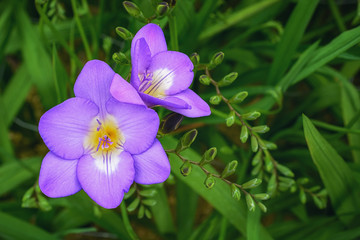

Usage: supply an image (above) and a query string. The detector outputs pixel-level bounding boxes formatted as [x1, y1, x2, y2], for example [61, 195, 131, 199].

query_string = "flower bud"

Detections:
[257, 202, 267, 213]
[199, 74, 211, 85]
[221, 160, 238, 178]
[242, 178, 262, 189]
[242, 111, 261, 120]
[156, 2, 170, 17]
[251, 135, 258, 152]
[276, 163, 294, 177]
[246, 194, 255, 211]
[176, 129, 198, 153]
[112, 52, 130, 65]
[208, 51, 224, 70]
[218, 72, 238, 87]
[180, 160, 192, 176]
[252, 125, 270, 133]
[123, 1, 145, 20]
[190, 52, 200, 66]
[253, 193, 270, 200]
[159, 112, 183, 134]
[116, 27, 133, 41]
[262, 140, 277, 150]
[231, 184, 241, 201]
[230, 91, 248, 104]
[299, 189, 306, 204]
[251, 151, 261, 166]
[200, 147, 217, 166]
[209, 95, 221, 105]
[204, 174, 215, 189]
[226, 111, 235, 127]
[127, 197, 140, 211]
[240, 125, 248, 143]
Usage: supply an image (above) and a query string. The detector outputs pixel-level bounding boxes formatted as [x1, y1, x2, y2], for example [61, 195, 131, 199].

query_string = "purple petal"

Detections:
[131, 23, 167, 58]
[39, 152, 81, 198]
[39, 98, 99, 159]
[131, 38, 152, 89]
[165, 89, 211, 118]
[110, 73, 145, 106]
[133, 139, 170, 184]
[138, 92, 190, 109]
[147, 51, 194, 96]
[106, 99, 159, 154]
[77, 151, 134, 209]
[74, 60, 115, 115]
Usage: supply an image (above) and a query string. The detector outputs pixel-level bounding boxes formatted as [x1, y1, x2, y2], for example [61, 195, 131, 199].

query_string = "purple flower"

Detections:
[38, 60, 170, 209]
[110, 23, 211, 118]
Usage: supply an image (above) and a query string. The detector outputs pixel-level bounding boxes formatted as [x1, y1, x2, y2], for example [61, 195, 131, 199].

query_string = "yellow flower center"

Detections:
[138, 68, 173, 98]
[84, 115, 125, 157]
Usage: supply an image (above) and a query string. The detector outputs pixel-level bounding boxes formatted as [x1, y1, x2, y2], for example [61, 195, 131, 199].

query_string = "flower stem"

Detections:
[168, 14, 179, 51]
[71, 0, 92, 60]
[120, 202, 139, 240]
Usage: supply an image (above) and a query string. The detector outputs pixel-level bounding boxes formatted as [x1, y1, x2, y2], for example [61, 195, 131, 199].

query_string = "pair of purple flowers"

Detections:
[38, 24, 210, 209]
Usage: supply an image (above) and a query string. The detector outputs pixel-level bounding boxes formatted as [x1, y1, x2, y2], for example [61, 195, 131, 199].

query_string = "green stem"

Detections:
[71, 0, 92, 60]
[168, 14, 179, 51]
[120, 203, 139, 240]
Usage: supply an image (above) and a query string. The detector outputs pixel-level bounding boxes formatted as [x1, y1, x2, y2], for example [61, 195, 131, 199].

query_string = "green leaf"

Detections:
[0, 211, 59, 240]
[268, 0, 319, 84]
[161, 136, 272, 239]
[303, 114, 360, 225]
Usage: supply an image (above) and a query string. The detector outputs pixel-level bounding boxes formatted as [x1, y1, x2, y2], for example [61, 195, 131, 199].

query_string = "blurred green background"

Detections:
[1, 0, 360, 239]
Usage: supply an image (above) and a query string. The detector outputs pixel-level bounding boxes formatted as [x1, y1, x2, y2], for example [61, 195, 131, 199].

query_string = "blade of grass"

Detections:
[267, 0, 319, 85]
[303, 114, 360, 225]
[199, 0, 281, 41]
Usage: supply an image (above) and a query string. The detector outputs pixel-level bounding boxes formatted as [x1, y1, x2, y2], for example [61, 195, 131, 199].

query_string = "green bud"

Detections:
[240, 125, 248, 143]
[312, 196, 325, 209]
[276, 163, 294, 177]
[218, 72, 238, 87]
[317, 189, 327, 197]
[264, 152, 273, 172]
[242, 111, 261, 120]
[209, 95, 221, 105]
[37, 194, 52, 211]
[156, 2, 169, 17]
[231, 184, 241, 201]
[21, 197, 37, 208]
[208, 51, 224, 70]
[112, 52, 130, 65]
[290, 185, 297, 193]
[145, 208, 152, 219]
[124, 186, 136, 199]
[204, 174, 215, 189]
[257, 202, 267, 213]
[159, 112, 183, 134]
[199, 74, 211, 85]
[267, 174, 276, 196]
[139, 189, 157, 198]
[123, 1, 145, 19]
[115, 27, 134, 40]
[252, 125, 270, 134]
[299, 189, 306, 204]
[246, 194, 255, 211]
[180, 160, 192, 176]
[221, 160, 238, 178]
[242, 178, 262, 189]
[22, 187, 35, 202]
[200, 147, 217, 166]
[297, 177, 309, 185]
[230, 91, 248, 104]
[253, 193, 270, 200]
[127, 197, 140, 212]
[251, 151, 262, 166]
[138, 205, 145, 219]
[251, 162, 262, 176]
[262, 140, 277, 150]
[176, 129, 198, 153]
[226, 111, 235, 127]
[142, 199, 157, 207]
[309, 185, 321, 192]
[251, 135, 258, 152]
[190, 52, 200, 66]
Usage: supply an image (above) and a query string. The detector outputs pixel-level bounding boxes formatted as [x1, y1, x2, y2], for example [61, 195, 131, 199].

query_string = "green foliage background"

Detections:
[1, 0, 360, 239]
